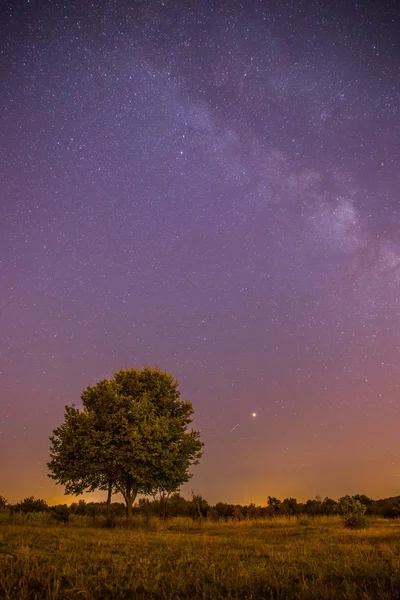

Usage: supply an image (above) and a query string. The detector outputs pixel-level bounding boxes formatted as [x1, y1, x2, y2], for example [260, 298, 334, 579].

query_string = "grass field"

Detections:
[1, 515, 400, 599]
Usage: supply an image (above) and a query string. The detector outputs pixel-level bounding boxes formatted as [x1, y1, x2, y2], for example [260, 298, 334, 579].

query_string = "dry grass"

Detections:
[0, 515, 400, 599]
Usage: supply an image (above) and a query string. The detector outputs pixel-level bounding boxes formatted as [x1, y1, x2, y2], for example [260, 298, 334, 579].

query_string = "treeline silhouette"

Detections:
[2, 493, 400, 522]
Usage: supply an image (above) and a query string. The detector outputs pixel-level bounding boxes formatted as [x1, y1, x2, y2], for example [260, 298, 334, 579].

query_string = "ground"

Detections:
[1, 515, 400, 599]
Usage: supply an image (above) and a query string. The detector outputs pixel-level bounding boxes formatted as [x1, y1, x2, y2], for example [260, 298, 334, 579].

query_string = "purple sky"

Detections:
[1, 0, 400, 505]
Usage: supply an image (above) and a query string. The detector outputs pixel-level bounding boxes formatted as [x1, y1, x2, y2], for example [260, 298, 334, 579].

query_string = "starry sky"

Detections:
[1, 0, 400, 506]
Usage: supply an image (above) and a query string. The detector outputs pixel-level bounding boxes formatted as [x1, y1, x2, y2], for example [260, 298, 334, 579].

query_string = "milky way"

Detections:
[1, 0, 400, 504]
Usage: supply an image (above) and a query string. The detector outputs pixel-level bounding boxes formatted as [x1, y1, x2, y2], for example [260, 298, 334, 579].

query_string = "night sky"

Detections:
[1, 0, 400, 506]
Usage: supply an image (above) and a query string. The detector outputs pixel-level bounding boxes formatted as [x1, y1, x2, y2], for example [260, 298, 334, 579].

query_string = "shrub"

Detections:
[381, 501, 400, 519]
[207, 508, 219, 521]
[15, 496, 48, 514]
[232, 506, 243, 522]
[50, 504, 70, 523]
[189, 494, 209, 520]
[338, 496, 367, 529]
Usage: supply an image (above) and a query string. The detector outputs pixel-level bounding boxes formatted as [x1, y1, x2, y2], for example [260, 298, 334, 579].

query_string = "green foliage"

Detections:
[15, 496, 48, 514]
[188, 493, 209, 520]
[321, 496, 338, 515]
[280, 497, 299, 516]
[69, 500, 87, 516]
[267, 496, 282, 515]
[245, 503, 263, 519]
[381, 501, 400, 519]
[50, 504, 70, 523]
[352, 494, 373, 513]
[48, 366, 204, 520]
[165, 492, 190, 517]
[214, 502, 235, 520]
[232, 505, 243, 521]
[338, 495, 367, 529]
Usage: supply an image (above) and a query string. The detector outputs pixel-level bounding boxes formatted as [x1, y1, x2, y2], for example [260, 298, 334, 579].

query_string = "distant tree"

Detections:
[150, 489, 173, 520]
[267, 496, 282, 516]
[280, 497, 299, 516]
[15, 497, 48, 513]
[166, 492, 190, 517]
[379, 497, 400, 519]
[246, 503, 262, 519]
[189, 493, 209, 520]
[352, 494, 373, 514]
[207, 507, 219, 521]
[0, 496, 8, 510]
[232, 505, 243, 521]
[215, 502, 235, 520]
[69, 500, 87, 516]
[305, 498, 322, 516]
[321, 497, 337, 516]
[48, 367, 204, 522]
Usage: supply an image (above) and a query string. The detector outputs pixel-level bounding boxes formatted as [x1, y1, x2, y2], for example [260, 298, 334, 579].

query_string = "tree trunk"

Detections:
[106, 481, 112, 506]
[126, 497, 133, 522]
[106, 481, 113, 525]
[121, 483, 137, 523]
[126, 493, 137, 523]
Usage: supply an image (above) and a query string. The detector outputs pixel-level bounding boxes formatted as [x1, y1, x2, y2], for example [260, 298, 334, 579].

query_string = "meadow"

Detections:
[1, 514, 400, 599]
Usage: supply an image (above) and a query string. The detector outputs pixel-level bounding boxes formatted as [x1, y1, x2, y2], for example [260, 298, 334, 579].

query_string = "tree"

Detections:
[215, 502, 235, 520]
[321, 496, 337, 516]
[352, 494, 373, 514]
[15, 497, 48, 513]
[280, 497, 299, 516]
[188, 493, 209, 520]
[232, 505, 243, 521]
[167, 492, 190, 517]
[266, 496, 281, 516]
[246, 503, 262, 519]
[48, 367, 204, 522]
[305, 498, 321, 516]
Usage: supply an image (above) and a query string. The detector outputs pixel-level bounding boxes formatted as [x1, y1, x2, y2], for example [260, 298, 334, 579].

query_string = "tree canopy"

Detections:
[48, 367, 204, 520]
